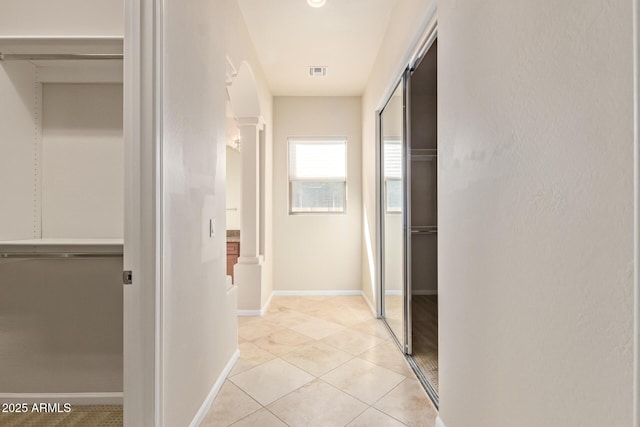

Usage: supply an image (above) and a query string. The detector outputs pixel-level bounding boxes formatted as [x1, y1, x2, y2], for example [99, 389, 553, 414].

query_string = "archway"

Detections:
[226, 59, 266, 313]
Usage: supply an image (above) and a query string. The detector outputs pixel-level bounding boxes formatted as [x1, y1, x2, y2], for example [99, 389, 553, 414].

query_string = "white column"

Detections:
[236, 116, 263, 261]
[234, 116, 265, 312]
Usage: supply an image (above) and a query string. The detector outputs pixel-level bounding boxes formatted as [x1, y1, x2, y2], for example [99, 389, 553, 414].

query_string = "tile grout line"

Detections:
[219, 295, 435, 426]
[233, 308, 404, 399]
[223, 406, 262, 427]
[223, 381, 265, 426]
[261, 402, 293, 427]
[247, 322, 384, 358]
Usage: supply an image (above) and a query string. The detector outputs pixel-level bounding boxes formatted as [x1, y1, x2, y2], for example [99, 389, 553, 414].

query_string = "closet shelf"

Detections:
[410, 225, 437, 235]
[0, 238, 123, 256]
[0, 37, 123, 57]
[411, 148, 438, 161]
[0, 37, 124, 83]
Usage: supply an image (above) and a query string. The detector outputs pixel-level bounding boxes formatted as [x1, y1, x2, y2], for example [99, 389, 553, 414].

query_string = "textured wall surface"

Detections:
[159, 0, 272, 425]
[42, 84, 123, 239]
[0, 62, 40, 240]
[161, 0, 235, 424]
[273, 96, 363, 292]
[438, 0, 634, 426]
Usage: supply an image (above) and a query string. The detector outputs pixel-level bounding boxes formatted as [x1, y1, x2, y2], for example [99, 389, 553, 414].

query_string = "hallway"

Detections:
[203, 296, 437, 426]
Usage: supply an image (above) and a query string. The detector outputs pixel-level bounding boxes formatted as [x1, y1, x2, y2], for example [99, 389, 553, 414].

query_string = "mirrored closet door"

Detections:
[380, 80, 406, 350]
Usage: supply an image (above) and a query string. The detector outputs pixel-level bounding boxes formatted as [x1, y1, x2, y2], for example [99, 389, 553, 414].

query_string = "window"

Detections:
[384, 139, 402, 213]
[288, 138, 347, 214]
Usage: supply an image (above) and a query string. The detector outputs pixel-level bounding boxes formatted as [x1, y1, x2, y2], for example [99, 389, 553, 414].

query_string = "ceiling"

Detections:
[236, 0, 398, 96]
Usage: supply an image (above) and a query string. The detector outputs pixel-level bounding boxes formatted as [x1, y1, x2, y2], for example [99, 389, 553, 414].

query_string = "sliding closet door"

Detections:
[379, 28, 439, 406]
[380, 80, 406, 348]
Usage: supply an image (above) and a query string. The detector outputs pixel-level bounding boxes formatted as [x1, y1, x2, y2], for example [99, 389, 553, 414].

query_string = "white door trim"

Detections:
[633, 0, 640, 425]
[124, 0, 163, 425]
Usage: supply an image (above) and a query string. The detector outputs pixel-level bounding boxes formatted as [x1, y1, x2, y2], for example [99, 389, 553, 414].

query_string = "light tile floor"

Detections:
[203, 295, 437, 427]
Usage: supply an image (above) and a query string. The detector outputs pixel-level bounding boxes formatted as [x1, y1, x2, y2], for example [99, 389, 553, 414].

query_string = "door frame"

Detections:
[123, 0, 164, 425]
[633, 1, 640, 425]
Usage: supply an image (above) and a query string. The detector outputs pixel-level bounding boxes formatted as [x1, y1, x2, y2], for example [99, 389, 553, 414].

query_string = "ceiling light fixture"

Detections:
[307, 0, 326, 8]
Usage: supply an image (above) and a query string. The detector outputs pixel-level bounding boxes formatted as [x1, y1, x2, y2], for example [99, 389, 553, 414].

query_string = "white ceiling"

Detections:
[236, 0, 398, 96]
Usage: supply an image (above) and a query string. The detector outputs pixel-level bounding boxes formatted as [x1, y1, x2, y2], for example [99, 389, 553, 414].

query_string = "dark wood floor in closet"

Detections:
[412, 294, 438, 392]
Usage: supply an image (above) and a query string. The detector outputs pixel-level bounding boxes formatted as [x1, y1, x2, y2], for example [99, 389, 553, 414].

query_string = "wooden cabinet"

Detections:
[226, 242, 239, 282]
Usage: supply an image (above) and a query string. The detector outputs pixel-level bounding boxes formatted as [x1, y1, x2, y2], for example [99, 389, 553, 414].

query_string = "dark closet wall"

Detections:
[410, 41, 438, 294]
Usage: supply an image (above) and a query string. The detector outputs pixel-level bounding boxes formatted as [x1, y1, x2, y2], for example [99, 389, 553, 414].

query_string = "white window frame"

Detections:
[287, 137, 348, 215]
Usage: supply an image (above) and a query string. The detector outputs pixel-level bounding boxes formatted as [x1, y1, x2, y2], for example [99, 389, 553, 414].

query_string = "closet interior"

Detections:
[0, 37, 124, 404]
[409, 40, 438, 394]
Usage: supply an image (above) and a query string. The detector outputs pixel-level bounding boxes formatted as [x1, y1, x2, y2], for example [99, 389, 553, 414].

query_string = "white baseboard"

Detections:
[262, 291, 274, 313]
[189, 348, 240, 427]
[238, 292, 274, 317]
[384, 290, 402, 296]
[272, 290, 363, 296]
[436, 415, 445, 427]
[0, 392, 123, 405]
[362, 292, 377, 316]
[237, 309, 262, 316]
[412, 290, 438, 296]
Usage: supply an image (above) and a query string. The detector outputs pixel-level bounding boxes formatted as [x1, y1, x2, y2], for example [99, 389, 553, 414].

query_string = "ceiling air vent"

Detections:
[309, 66, 327, 77]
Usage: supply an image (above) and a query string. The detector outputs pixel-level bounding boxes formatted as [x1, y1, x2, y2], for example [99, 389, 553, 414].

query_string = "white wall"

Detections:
[0, 80, 123, 242]
[160, 1, 235, 424]
[273, 96, 362, 292]
[0, 62, 40, 240]
[438, 1, 634, 426]
[42, 83, 124, 238]
[158, 0, 272, 425]
[0, 0, 123, 36]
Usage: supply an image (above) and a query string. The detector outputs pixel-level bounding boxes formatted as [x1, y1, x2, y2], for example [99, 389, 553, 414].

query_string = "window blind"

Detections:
[289, 139, 346, 180]
[383, 140, 402, 179]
